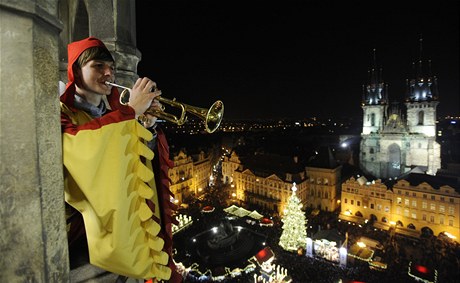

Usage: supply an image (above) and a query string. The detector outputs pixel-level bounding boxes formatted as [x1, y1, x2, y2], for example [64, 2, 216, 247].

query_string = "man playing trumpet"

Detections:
[60, 36, 182, 282]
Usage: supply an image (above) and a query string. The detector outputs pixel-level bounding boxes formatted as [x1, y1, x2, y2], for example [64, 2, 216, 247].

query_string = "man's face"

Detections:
[77, 60, 114, 96]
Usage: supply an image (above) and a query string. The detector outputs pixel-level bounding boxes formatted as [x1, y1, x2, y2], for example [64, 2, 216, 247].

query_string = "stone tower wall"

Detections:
[0, 0, 140, 281]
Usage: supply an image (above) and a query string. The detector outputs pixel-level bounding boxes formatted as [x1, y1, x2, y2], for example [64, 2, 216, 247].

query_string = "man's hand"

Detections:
[142, 99, 164, 128]
[128, 77, 161, 118]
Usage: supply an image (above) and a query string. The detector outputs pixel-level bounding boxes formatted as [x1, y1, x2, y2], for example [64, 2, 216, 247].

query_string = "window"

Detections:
[439, 205, 445, 213]
[449, 219, 453, 226]
[412, 200, 417, 207]
[418, 111, 424, 125]
[431, 195, 435, 200]
[370, 203, 374, 209]
[357, 201, 361, 206]
[404, 209, 409, 217]
[422, 201, 427, 209]
[384, 206, 389, 213]
[422, 214, 426, 221]
[423, 194, 427, 199]
[397, 197, 402, 204]
[351, 200, 354, 205]
[411, 212, 417, 219]
[377, 204, 382, 211]
[440, 217, 444, 225]
[430, 216, 434, 223]
[344, 198, 347, 204]
[396, 207, 401, 214]
[405, 199, 410, 206]
[430, 203, 436, 211]
[448, 206, 454, 215]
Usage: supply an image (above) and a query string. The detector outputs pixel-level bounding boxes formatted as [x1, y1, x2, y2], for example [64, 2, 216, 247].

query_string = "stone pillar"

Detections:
[0, 1, 69, 282]
[93, 0, 141, 86]
[58, 0, 141, 87]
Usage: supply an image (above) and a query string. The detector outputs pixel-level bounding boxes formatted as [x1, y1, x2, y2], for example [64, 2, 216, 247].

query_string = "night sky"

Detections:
[136, 0, 459, 121]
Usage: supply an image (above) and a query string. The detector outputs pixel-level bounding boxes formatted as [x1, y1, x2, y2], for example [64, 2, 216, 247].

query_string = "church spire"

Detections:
[406, 36, 438, 102]
[363, 48, 388, 105]
[417, 37, 424, 80]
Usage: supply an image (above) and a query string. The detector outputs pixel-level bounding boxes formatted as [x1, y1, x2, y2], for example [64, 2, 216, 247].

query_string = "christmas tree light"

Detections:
[279, 183, 307, 251]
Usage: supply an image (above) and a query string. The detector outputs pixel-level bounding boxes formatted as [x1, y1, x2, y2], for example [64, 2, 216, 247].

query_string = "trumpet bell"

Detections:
[186, 100, 224, 133]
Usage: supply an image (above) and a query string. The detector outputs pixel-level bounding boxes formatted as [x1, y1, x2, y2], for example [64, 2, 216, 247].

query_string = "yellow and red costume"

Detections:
[60, 37, 181, 282]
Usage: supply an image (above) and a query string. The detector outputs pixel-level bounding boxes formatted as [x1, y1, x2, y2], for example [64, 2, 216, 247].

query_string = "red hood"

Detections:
[61, 37, 121, 111]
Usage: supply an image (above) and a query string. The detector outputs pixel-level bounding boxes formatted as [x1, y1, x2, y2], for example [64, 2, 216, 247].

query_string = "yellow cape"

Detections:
[62, 104, 171, 280]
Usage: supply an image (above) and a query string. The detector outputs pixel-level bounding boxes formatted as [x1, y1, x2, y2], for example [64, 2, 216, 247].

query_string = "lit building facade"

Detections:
[233, 162, 309, 215]
[306, 166, 341, 212]
[223, 151, 342, 214]
[192, 151, 212, 196]
[340, 174, 460, 241]
[169, 149, 211, 204]
[222, 151, 242, 184]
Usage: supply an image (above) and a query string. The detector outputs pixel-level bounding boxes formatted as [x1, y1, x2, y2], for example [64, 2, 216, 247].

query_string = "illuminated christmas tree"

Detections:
[279, 183, 307, 251]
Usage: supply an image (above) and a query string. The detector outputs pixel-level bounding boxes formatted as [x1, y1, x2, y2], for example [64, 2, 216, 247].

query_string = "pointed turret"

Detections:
[406, 37, 438, 102]
[361, 49, 388, 135]
[363, 49, 388, 105]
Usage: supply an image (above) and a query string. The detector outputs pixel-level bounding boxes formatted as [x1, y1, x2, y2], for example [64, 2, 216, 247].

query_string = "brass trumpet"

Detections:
[105, 81, 224, 133]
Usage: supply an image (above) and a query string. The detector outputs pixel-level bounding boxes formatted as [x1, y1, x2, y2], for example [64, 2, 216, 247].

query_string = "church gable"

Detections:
[382, 112, 407, 133]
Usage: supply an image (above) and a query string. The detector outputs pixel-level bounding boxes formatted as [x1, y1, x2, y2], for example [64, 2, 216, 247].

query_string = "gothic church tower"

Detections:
[359, 41, 441, 179]
[360, 49, 392, 178]
[405, 39, 439, 137]
[361, 49, 389, 135]
[404, 38, 441, 175]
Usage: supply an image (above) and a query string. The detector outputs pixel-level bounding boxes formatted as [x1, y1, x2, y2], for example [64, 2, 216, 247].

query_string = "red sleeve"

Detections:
[154, 128, 183, 283]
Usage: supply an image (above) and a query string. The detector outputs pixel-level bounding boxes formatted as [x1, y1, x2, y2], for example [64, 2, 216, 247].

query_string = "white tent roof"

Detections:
[233, 207, 251, 217]
[224, 205, 263, 219]
[223, 205, 239, 214]
[247, 210, 264, 220]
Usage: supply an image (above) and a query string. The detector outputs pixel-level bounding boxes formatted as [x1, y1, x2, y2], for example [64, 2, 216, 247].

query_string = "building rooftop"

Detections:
[403, 172, 460, 192]
[237, 152, 306, 182]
